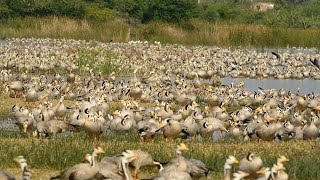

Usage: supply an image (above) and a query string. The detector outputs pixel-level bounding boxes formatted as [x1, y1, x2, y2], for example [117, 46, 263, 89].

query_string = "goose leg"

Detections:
[140, 137, 145, 144]
[134, 168, 139, 179]
[219, 131, 223, 139]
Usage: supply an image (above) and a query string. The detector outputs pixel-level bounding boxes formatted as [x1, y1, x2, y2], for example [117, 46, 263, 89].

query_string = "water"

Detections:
[250, 47, 319, 54]
[116, 76, 319, 95]
[222, 78, 318, 95]
[0, 39, 7, 46]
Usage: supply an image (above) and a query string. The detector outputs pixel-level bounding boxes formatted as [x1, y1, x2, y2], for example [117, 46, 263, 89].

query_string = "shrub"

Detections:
[5, 0, 36, 17]
[50, 0, 86, 17]
[0, 0, 11, 20]
[142, 0, 197, 23]
[85, 3, 116, 21]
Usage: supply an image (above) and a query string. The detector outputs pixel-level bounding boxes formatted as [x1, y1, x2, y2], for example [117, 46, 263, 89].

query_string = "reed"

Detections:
[1, 16, 320, 48]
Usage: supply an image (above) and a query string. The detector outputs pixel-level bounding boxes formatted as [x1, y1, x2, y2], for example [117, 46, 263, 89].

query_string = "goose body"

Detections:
[0, 169, 15, 180]
[155, 143, 191, 180]
[161, 119, 182, 140]
[34, 120, 69, 137]
[51, 147, 105, 180]
[303, 119, 319, 140]
[238, 153, 263, 178]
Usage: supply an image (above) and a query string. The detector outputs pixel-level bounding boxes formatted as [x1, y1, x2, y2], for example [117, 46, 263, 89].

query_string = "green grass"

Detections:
[0, 131, 319, 179]
[76, 48, 120, 75]
[1, 16, 320, 48]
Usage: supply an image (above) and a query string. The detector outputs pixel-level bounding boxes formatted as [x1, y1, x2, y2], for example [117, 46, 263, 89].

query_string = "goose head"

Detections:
[93, 147, 105, 156]
[176, 143, 189, 155]
[122, 150, 139, 163]
[14, 156, 28, 171]
[277, 156, 289, 163]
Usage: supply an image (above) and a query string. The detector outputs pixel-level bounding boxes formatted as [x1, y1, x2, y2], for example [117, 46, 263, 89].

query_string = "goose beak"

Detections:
[178, 143, 189, 152]
[22, 123, 28, 133]
[233, 159, 239, 164]
[280, 156, 289, 162]
[241, 172, 250, 177]
[96, 147, 105, 154]
[193, 102, 200, 108]
[159, 120, 166, 128]
[256, 169, 265, 174]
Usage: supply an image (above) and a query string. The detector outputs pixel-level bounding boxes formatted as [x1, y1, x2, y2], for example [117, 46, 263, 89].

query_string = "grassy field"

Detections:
[2, 91, 319, 179]
[0, 130, 319, 179]
[1, 16, 320, 48]
[0, 93, 320, 180]
[0, 92, 320, 179]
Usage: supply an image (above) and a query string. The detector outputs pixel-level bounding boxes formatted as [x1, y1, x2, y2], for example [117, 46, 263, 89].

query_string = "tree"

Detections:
[142, 0, 197, 23]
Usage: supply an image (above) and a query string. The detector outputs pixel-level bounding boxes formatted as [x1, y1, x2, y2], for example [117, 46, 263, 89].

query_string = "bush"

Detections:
[199, 3, 241, 21]
[0, 0, 11, 20]
[5, 0, 36, 17]
[32, 0, 54, 16]
[50, 0, 86, 17]
[106, 0, 148, 20]
[142, 0, 197, 23]
[85, 3, 116, 21]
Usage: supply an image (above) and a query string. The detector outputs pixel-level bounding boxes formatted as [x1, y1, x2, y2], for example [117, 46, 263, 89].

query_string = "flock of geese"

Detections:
[0, 38, 320, 179]
[1, 38, 320, 80]
[0, 144, 290, 180]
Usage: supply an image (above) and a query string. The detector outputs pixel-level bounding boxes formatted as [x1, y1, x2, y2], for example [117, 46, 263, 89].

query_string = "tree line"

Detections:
[0, 0, 320, 28]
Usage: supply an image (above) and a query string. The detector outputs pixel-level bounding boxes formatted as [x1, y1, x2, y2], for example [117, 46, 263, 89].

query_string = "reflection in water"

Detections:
[222, 78, 318, 95]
